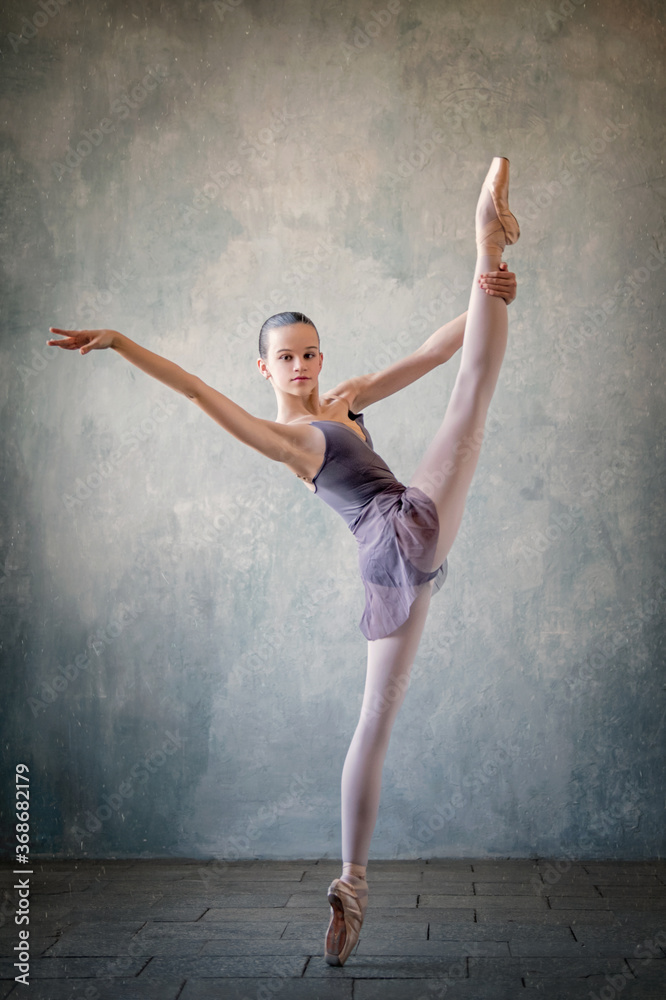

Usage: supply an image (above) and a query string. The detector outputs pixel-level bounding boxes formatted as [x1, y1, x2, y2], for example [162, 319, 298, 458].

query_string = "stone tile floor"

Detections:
[1, 858, 665, 998]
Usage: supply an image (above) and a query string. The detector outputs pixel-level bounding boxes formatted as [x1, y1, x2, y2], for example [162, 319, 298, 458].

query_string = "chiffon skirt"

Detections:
[351, 483, 448, 641]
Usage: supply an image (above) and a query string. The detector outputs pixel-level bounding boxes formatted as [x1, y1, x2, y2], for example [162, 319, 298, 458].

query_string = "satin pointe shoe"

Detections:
[476, 156, 520, 255]
[324, 876, 368, 966]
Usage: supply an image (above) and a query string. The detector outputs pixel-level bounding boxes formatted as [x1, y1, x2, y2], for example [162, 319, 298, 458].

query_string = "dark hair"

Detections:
[258, 311, 319, 360]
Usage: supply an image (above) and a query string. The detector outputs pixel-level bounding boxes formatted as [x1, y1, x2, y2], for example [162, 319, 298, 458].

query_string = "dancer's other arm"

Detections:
[326, 264, 516, 412]
[46, 327, 306, 466]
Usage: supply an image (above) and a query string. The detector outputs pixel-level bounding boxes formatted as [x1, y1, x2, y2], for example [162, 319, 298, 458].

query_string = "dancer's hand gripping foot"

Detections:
[324, 866, 368, 966]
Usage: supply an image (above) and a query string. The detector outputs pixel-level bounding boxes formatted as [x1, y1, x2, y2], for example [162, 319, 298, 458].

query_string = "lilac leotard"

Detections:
[306, 411, 447, 641]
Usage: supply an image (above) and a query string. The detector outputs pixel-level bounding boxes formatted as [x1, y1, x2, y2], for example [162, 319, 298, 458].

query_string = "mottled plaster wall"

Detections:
[0, 0, 664, 859]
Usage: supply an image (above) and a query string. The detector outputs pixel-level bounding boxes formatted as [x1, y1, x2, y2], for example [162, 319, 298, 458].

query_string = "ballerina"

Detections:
[48, 155, 519, 967]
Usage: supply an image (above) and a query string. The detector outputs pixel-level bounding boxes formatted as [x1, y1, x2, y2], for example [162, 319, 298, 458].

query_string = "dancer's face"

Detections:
[258, 323, 323, 395]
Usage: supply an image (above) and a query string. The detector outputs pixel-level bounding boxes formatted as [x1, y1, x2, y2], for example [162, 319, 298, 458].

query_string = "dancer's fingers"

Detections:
[478, 268, 517, 305]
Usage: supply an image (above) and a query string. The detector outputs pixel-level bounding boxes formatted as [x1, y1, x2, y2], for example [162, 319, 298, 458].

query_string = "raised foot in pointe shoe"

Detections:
[476, 156, 520, 254]
[324, 877, 368, 967]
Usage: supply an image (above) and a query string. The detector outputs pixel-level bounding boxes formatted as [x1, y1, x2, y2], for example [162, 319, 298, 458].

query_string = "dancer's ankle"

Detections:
[342, 861, 367, 882]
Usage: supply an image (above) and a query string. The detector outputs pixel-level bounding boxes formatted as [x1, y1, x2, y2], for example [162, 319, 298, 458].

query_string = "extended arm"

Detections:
[326, 312, 467, 413]
[47, 327, 300, 465]
[324, 265, 516, 412]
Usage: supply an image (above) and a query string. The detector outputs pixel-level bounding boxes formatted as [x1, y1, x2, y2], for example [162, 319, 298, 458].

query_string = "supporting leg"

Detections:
[325, 583, 432, 966]
[341, 582, 432, 872]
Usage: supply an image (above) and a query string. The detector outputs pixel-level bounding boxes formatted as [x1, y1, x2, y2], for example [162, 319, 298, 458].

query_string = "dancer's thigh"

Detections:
[410, 382, 488, 570]
[360, 583, 432, 732]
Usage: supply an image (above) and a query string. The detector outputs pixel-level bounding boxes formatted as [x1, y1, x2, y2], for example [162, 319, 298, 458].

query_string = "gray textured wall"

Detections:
[1, 0, 664, 861]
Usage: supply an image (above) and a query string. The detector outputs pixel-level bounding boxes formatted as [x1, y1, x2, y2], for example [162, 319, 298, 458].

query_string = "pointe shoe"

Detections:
[324, 876, 368, 966]
[476, 156, 520, 255]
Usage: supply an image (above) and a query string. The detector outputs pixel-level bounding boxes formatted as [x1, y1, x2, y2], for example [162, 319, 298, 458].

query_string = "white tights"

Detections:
[339, 171, 511, 881]
[341, 582, 433, 870]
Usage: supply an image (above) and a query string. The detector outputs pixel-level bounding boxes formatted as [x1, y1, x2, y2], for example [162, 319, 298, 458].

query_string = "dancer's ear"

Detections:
[257, 357, 271, 381]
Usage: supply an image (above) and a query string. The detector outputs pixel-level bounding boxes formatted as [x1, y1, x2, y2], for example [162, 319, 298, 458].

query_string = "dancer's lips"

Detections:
[292, 377, 309, 381]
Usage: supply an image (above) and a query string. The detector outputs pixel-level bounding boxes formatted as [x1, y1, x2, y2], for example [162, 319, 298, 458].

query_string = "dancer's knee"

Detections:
[361, 671, 410, 723]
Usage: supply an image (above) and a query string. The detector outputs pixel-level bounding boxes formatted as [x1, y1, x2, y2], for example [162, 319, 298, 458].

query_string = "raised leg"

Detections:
[411, 157, 518, 569]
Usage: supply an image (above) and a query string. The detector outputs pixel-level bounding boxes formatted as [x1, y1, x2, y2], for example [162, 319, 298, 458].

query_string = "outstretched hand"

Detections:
[47, 327, 119, 354]
[478, 262, 517, 305]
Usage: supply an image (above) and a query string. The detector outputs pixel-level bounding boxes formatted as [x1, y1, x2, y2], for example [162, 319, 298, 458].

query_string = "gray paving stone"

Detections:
[469, 861, 541, 877]
[546, 894, 612, 909]
[0, 936, 58, 958]
[416, 880, 475, 894]
[420, 892, 540, 910]
[574, 926, 666, 950]
[508, 936, 644, 958]
[141, 955, 307, 977]
[42, 921, 146, 956]
[136, 920, 287, 942]
[0, 955, 147, 978]
[626, 954, 666, 976]
[470, 954, 636, 978]
[522, 974, 665, 998]
[474, 906, 605, 924]
[201, 907, 308, 922]
[304, 954, 471, 978]
[355, 982, 524, 1000]
[473, 880, 555, 895]
[3, 859, 663, 997]
[179, 876, 307, 890]
[597, 885, 666, 898]
[371, 907, 475, 924]
[427, 920, 522, 941]
[287, 889, 421, 908]
[353, 938, 511, 957]
[183, 891, 291, 908]
[420, 869, 475, 886]
[590, 873, 664, 886]
[197, 939, 321, 955]
[180, 980, 353, 999]
[539, 881, 604, 895]
[0, 978, 185, 999]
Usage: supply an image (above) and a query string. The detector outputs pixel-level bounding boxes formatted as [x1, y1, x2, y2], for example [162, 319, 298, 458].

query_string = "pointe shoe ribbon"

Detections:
[476, 156, 520, 254]
[324, 877, 368, 966]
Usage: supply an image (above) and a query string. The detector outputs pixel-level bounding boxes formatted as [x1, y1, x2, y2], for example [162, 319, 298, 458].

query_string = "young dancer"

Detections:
[48, 156, 519, 966]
